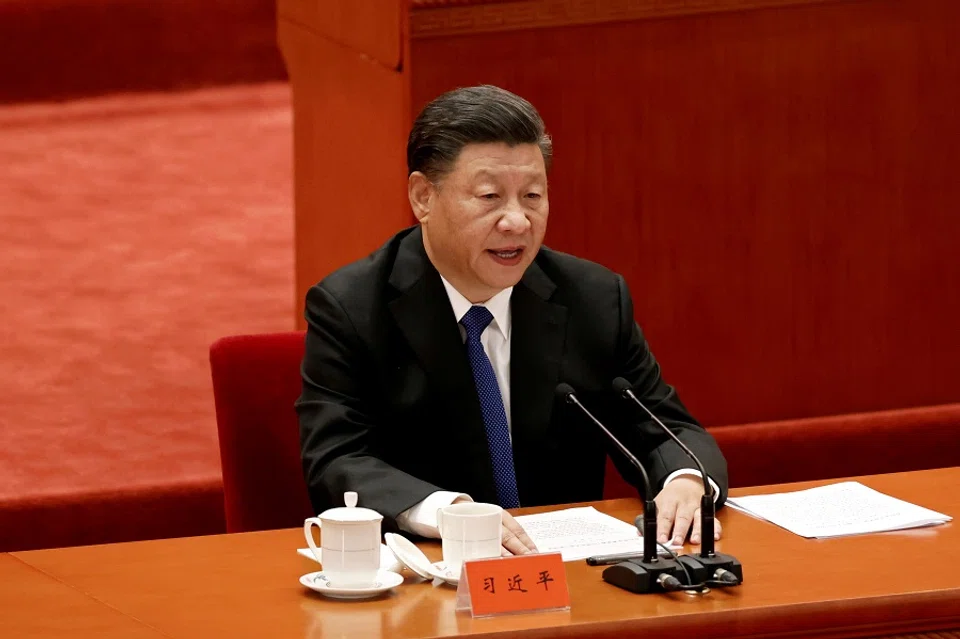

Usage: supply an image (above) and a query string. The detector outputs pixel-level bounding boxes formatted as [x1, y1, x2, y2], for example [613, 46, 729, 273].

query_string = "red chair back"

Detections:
[210, 332, 314, 532]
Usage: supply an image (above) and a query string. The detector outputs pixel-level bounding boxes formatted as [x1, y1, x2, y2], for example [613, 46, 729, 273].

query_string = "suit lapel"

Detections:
[510, 262, 568, 505]
[387, 228, 498, 502]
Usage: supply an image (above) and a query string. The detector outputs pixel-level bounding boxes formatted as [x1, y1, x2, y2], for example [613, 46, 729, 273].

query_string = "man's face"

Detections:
[411, 142, 549, 303]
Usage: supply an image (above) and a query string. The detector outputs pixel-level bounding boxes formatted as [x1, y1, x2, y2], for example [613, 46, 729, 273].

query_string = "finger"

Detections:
[501, 524, 534, 555]
[511, 523, 539, 553]
[670, 504, 697, 546]
[512, 527, 538, 553]
[501, 512, 537, 553]
[656, 499, 677, 544]
[715, 517, 723, 541]
[690, 508, 702, 544]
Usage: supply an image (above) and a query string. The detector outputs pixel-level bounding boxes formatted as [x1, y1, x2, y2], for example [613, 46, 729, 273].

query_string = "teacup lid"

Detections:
[383, 533, 434, 580]
[319, 491, 383, 524]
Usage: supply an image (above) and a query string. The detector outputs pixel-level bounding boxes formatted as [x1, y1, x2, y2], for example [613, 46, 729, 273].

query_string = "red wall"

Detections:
[410, 0, 960, 426]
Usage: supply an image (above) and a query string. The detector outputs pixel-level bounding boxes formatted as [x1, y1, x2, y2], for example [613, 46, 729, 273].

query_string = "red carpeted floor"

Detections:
[0, 83, 294, 550]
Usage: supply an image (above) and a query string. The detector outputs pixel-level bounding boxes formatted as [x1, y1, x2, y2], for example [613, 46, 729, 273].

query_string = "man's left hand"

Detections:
[654, 475, 722, 546]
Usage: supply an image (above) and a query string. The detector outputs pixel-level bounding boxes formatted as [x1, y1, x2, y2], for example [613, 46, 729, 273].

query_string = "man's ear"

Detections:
[408, 171, 435, 223]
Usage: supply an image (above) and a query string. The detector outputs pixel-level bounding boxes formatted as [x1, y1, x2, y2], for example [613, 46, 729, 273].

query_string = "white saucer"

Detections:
[300, 570, 403, 599]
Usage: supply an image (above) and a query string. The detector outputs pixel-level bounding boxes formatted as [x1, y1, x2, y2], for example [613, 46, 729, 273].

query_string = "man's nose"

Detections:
[498, 203, 531, 233]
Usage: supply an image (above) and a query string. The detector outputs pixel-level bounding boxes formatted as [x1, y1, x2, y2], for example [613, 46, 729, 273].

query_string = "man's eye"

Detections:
[526, 193, 542, 200]
[480, 193, 499, 200]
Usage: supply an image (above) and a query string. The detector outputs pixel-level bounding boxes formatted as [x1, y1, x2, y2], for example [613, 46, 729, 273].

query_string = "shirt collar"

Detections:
[439, 275, 512, 341]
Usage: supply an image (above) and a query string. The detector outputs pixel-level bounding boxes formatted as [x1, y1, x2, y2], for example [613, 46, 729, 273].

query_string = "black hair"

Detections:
[407, 85, 552, 181]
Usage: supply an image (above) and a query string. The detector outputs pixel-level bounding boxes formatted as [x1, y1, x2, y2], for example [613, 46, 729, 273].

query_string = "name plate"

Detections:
[455, 552, 570, 618]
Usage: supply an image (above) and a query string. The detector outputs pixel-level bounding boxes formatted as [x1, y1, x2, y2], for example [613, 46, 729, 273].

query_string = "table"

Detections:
[0, 553, 165, 637]
[5, 468, 959, 638]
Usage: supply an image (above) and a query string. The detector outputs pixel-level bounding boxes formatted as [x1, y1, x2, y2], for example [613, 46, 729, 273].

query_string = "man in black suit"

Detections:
[297, 85, 727, 553]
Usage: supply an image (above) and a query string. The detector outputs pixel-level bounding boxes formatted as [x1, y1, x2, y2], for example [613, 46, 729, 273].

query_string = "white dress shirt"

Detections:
[394, 278, 715, 538]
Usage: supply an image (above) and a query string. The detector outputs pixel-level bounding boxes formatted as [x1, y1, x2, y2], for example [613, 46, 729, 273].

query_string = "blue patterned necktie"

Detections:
[460, 305, 520, 509]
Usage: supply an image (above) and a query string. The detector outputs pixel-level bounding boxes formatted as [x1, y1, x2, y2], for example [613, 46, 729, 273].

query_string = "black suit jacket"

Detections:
[297, 226, 727, 530]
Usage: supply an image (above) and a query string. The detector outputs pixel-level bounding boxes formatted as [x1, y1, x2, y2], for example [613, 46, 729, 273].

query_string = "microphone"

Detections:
[555, 383, 684, 594]
[612, 377, 743, 586]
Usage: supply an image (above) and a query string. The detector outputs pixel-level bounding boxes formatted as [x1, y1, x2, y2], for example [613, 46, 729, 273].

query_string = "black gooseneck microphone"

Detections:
[555, 383, 685, 593]
[612, 377, 743, 586]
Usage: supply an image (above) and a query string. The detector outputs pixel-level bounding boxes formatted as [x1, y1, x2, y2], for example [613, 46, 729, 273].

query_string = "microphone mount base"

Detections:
[677, 554, 709, 585]
[690, 551, 743, 585]
[602, 557, 686, 594]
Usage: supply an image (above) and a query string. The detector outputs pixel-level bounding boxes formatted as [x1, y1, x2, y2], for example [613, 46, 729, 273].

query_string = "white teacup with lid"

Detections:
[304, 491, 382, 588]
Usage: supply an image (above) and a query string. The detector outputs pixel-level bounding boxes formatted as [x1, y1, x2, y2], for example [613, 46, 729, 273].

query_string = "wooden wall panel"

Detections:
[411, 0, 842, 37]
[410, 0, 960, 426]
[279, 1, 412, 326]
[280, 0, 404, 70]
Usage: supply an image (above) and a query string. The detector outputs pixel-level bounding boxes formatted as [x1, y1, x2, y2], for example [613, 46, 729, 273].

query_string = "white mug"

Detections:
[436, 502, 502, 573]
[304, 491, 382, 588]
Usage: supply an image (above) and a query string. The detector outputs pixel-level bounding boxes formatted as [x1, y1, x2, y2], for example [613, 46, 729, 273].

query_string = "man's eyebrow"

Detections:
[470, 167, 544, 180]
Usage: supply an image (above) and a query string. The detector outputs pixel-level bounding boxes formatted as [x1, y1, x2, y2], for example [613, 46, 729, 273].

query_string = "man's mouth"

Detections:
[488, 248, 522, 260]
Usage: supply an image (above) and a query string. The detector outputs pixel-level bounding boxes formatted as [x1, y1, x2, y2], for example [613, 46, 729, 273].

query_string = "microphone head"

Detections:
[612, 377, 633, 396]
[554, 383, 576, 403]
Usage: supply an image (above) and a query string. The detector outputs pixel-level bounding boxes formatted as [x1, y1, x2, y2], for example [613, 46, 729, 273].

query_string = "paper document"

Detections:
[726, 481, 952, 538]
[513, 506, 673, 562]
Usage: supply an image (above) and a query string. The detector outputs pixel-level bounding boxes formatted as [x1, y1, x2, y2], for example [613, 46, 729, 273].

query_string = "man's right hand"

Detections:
[500, 510, 538, 556]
